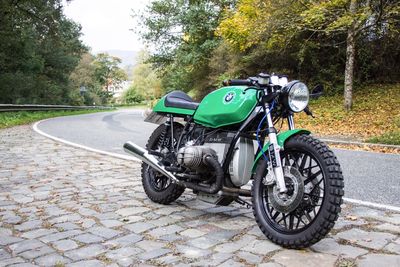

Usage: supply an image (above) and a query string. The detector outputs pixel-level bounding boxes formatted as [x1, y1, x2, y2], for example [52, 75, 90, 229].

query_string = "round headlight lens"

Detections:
[288, 82, 309, 112]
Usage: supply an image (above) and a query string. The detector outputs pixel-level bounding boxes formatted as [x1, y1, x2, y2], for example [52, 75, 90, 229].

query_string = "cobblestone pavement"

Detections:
[0, 126, 399, 267]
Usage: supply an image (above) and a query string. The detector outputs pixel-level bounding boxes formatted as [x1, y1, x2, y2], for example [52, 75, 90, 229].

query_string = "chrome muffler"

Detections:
[123, 142, 180, 183]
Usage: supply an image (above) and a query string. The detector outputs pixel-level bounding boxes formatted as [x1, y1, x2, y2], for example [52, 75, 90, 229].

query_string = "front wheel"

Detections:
[252, 134, 344, 248]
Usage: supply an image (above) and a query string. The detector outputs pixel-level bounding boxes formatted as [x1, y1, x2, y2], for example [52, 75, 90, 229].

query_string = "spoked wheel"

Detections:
[252, 134, 344, 248]
[141, 123, 185, 204]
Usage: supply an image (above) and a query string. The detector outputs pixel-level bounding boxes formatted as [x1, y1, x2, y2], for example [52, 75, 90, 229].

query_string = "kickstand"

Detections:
[235, 197, 252, 209]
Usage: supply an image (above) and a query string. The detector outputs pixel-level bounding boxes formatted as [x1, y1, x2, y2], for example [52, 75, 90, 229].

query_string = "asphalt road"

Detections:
[37, 109, 400, 207]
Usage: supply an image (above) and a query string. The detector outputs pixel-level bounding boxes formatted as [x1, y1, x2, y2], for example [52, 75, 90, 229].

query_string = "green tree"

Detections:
[122, 50, 162, 104]
[136, 0, 232, 97]
[0, 0, 86, 104]
[93, 53, 127, 94]
[218, 0, 400, 110]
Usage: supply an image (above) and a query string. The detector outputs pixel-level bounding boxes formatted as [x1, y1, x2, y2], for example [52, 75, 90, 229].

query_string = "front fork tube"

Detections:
[265, 106, 287, 193]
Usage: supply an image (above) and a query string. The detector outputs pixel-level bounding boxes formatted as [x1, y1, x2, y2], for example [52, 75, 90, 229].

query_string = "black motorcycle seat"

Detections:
[164, 91, 199, 110]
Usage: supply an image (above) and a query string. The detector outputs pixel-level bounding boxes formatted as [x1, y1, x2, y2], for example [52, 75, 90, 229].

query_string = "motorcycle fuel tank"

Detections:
[193, 86, 258, 128]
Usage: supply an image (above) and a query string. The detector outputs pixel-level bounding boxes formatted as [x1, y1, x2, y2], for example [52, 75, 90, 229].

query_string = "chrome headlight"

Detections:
[282, 81, 309, 112]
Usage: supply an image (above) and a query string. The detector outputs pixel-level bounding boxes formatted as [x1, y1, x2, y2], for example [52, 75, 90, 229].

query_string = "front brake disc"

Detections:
[268, 166, 305, 213]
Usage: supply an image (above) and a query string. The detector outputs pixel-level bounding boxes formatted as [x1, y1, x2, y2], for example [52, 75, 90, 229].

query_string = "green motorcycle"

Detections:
[124, 73, 344, 248]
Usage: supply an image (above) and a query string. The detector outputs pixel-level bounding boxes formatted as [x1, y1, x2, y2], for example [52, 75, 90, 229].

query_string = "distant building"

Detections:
[107, 80, 132, 98]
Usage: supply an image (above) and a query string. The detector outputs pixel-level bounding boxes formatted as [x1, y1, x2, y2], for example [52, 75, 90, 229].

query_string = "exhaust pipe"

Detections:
[123, 142, 180, 184]
[123, 142, 224, 194]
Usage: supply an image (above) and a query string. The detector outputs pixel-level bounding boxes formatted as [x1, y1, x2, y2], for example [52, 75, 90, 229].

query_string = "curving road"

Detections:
[36, 109, 400, 207]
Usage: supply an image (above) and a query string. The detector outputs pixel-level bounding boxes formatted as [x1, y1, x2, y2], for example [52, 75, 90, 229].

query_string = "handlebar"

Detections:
[222, 79, 254, 86]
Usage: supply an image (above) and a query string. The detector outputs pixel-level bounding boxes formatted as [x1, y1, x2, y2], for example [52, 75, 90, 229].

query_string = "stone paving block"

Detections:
[236, 251, 263, 264]
[9, 263, 37, 267]
[148, 224, 184, 238]
[116, 207, 150, 216]
[0, 248, 11, 260]
[19, 245, 54, 259]
[335, 229, 396, 250]
[136, 240, 166, 251]
[54, 222, 80, 231]
[67, 260, 105, 267]
[373, 223, 400, 234]
[105, 233, 143, 247]
[21, 228, 57, 239]
[52, 239, 79, 251]
[73, 233, 105, 244]
[80, 218, 97, 228]
[194, 252, 233, 266]
[0, 235, 24, 246]
[137, 248, 171, 261]
[39, 229, 82, 243]
[258, 263, 283, 267]
[218, 258, 245, 267]
[357, 253, 400, 267]
[187, 236, 221, 249]
[9, 239, 45, 254]
[311, 238, 368, 258]
[123, 222, 155, 233]
[64, 244, 106, 261]
[15, 220, 43, 231]
[0, 227, 13, 236]
[100, 219, 124, 228]
[176, 245, 212, 259]
[241, 239, 281, 255]
[34, 253, 70, 267]
[0, 257, 26, 267]
[105, 247, 143, 260]
[87, 226, 122, 239]
[272, 250, 337, 267]
[384, 238, 400, 254]
[179, 228, 206, 238]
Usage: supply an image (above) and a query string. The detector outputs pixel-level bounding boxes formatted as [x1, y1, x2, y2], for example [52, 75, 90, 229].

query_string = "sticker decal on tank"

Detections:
[223, 91, 235, 104]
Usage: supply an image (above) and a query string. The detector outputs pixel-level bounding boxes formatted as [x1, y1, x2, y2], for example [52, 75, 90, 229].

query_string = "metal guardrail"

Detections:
[0, 104, 113, 112]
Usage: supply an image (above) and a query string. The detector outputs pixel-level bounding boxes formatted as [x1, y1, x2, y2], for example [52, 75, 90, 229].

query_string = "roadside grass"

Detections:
[0, 109, 112, 129]
[296, 83, 400, 145]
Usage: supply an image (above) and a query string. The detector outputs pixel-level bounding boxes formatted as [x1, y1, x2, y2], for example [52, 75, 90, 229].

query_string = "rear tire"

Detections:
[252, 134, 344, 248]
[141, 123, 185, 205]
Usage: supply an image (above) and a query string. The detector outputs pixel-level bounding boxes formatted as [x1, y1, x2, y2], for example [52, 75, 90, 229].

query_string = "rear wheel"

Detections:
[252, 134, 344, 248]
[141, 123, 185, 204]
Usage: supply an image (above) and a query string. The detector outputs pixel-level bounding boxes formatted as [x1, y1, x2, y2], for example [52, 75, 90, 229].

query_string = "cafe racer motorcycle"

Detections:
[123, 73, 344, 248]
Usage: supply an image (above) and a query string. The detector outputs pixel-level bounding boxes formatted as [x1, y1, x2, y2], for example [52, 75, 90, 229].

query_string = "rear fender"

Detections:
[252, 129, 311, 172]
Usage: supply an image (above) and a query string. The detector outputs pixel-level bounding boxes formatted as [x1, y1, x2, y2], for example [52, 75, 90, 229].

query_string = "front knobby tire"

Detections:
[141, 123, 185, 205]
[252, 134, 344, 249]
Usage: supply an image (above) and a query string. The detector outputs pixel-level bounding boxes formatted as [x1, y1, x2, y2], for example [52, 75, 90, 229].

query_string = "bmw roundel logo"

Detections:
[224, 92, 235, 103]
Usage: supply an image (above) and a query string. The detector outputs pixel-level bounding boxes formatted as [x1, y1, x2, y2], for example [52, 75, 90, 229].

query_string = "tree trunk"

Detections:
[344, 0, 357, 111]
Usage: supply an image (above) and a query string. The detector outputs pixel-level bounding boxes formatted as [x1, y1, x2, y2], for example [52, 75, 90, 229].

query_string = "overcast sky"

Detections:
[63, 0, 150, 52]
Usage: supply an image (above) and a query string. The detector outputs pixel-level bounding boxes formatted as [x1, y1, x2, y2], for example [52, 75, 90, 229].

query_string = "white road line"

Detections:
[343, 197, 400, 213]
[32, 119, 140, 162]
[33, 119, 400, 212]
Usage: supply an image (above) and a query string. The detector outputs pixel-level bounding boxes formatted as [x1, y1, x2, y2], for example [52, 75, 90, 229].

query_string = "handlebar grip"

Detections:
[223, 79, 253, 86]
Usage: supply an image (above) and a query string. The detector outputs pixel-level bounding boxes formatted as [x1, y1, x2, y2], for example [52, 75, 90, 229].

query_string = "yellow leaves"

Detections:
[295, 84, 400, 143]
[217, 0, 272, 51]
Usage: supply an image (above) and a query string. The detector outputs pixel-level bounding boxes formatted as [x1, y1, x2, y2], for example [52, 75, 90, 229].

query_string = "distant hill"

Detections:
[97, 50, 138, 68]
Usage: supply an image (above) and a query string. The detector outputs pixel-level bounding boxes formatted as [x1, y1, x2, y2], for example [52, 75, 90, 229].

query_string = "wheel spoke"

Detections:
[299, 154, 308, 172]
[304, 210, 312, 222]
[304, 170, 322, 184]
[289, 214, 294, 230]
[272, 210, 280, 220]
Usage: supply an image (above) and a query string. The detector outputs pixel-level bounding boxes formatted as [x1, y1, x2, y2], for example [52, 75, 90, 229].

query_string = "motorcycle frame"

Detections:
[164, 101, 295, 188]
